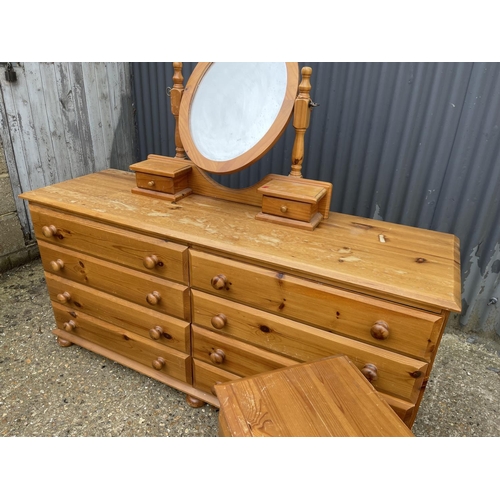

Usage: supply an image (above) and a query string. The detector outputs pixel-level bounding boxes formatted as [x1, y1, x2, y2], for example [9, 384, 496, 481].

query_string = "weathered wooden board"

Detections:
[0, 62, 135, 238]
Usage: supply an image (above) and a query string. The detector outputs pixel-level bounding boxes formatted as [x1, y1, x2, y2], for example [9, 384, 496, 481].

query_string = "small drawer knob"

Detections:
[63, 320, 76, 332]
[152, 357, 166, 370]
[56, 291, 72, 304]
[211, 274, 228, 290]
[50, 259, 65, 272]
[361, 363, 378, 382]
[143, 255, 160, 269]
[211, 313, 227, 329]
[370, 320, 390, 340]
[149, 325, 165, 340]
[42, 225, 58, 238]
[209, 349, 226, 364]
[280, 205, 288, 213]
[146, 291, 161, 305]
[147, 180, 155, 187]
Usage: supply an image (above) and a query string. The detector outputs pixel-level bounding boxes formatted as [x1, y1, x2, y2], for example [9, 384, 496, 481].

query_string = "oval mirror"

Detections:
[179, 62, 299, 174]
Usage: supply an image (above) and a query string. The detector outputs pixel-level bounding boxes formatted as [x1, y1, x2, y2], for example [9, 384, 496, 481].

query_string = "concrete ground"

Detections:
[1, 258, 499, 437]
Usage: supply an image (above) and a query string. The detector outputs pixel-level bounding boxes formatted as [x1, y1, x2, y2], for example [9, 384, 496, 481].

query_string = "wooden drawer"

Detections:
[190, 250, 443, 360]
[39, 241, 190, 320]
[261, 196, 316, 222]
[30, 204, 189, 284]
[192, 359, 240, 396]
[192, 326, 296, 378]
[45, 273, 190, 353]
[192, 290, 428, 403]
[52, 302, 192, 384]
[135, 171, 190, 194]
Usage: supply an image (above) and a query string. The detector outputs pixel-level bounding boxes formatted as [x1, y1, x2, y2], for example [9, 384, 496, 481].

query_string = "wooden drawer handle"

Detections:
[42, 225, 58, 238]
[146, 291, 161, 305]
[211, 274, 228, 290]
[143, 255, 160, 269]
[149, 325, 171, 340]
[280, 205, 288, 213]
[210, 349, 226, 364]
[370, 320, 390, 340]
[152, 357, 166, 370]
[57, 291, 71, 304]
[63, 320, 76, 332]
[361, 363, 378, 382]
[50, 259, 65, 271]
[147, 180, 155, 187]
[211, 313, 227, 329]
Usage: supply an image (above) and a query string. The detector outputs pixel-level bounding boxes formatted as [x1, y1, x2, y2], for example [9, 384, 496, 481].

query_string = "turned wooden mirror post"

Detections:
[170, 62, 187, 159]
[290, 66, 315, 178]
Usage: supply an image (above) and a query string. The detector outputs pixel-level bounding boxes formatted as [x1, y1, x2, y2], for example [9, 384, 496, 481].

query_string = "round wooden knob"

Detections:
[211, 274, 228, 290]
[56, 291, 71, 304]
[42, 225, 57, 238]
[370, 320, 390, 340]
[209, 349, 226, 364]
[361, 363, 378, 382]
[147, 180, 155, 187]
[146, 291, 161, 305]
[143, 255, 160, 269]
[50, 259, 65, 271]
[280, 205, 288, 213]
[149, 326, 164, 340]
[63, 320, 76, 332]
[152, 357, 166, 370]
[211, 313, 227, 329]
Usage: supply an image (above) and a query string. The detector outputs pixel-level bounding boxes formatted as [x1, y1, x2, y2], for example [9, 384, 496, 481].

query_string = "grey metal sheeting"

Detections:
[131, 62, 500, 337]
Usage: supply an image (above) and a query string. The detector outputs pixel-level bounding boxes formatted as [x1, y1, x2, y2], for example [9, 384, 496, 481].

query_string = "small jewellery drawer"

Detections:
[192, 290, 428, 403]
[30, 204, 189, 284]
[52, 303, 192, 384]
[261, 196, 317, 222]
[192, 326, 296, 378]
[192, 359, 240, 396]
[135, 171, 190, 195]
[190, 250, 443, 361]
[45, 273, 190, 353]
[39, 241, 190, 320]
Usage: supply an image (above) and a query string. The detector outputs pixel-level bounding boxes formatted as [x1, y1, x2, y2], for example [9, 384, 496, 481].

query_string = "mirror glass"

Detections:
[179, 62, 298, 174]
[189, 63, 287, 162]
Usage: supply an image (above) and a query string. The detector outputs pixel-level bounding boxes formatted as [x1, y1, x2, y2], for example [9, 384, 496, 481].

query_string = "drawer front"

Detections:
[192, 326, 296, 378]
[52, 303, 192, 384]
[193, 359, 240, 396]
[135, 172, 189, 194]
[262, 196, 316, 222]
[30, 204, 189, 284]
[192, 290, 428, 403]
[39, 241, 190, 320]
[45, 273, 190, 353]
[190, 250, 443, 360]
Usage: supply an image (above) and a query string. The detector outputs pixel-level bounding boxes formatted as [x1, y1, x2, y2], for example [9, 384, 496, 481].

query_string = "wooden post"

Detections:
[170, 62, 186, 159]
[290, 67, 313, 178]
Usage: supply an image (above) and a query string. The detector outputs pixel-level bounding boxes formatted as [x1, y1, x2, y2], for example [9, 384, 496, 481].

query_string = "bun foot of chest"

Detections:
[57, 336, 73, 347]
[186, 394, 206, 408]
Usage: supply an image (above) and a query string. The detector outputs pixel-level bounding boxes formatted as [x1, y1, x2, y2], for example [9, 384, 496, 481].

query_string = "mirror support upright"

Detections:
[290, 66, 314, 178]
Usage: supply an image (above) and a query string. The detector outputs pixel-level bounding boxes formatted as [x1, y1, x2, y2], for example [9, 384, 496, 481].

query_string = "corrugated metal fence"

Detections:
[132, 62, 500, 337]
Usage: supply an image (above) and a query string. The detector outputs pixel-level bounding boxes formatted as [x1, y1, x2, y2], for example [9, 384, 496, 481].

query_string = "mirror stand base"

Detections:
[256, 211, 323, 231]
[131, 186, 192, 202]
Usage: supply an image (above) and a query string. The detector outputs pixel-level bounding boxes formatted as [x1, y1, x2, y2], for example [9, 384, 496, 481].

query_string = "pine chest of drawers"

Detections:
[20, 169, 461, 428]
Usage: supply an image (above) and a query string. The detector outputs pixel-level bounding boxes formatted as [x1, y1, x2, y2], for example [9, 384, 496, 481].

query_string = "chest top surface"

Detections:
[20, 169, 461, 313]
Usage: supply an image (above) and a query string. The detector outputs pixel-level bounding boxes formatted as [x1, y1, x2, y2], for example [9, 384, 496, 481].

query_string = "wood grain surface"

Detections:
[20, 169, 461, 312]
[215, 355, 415, 437]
